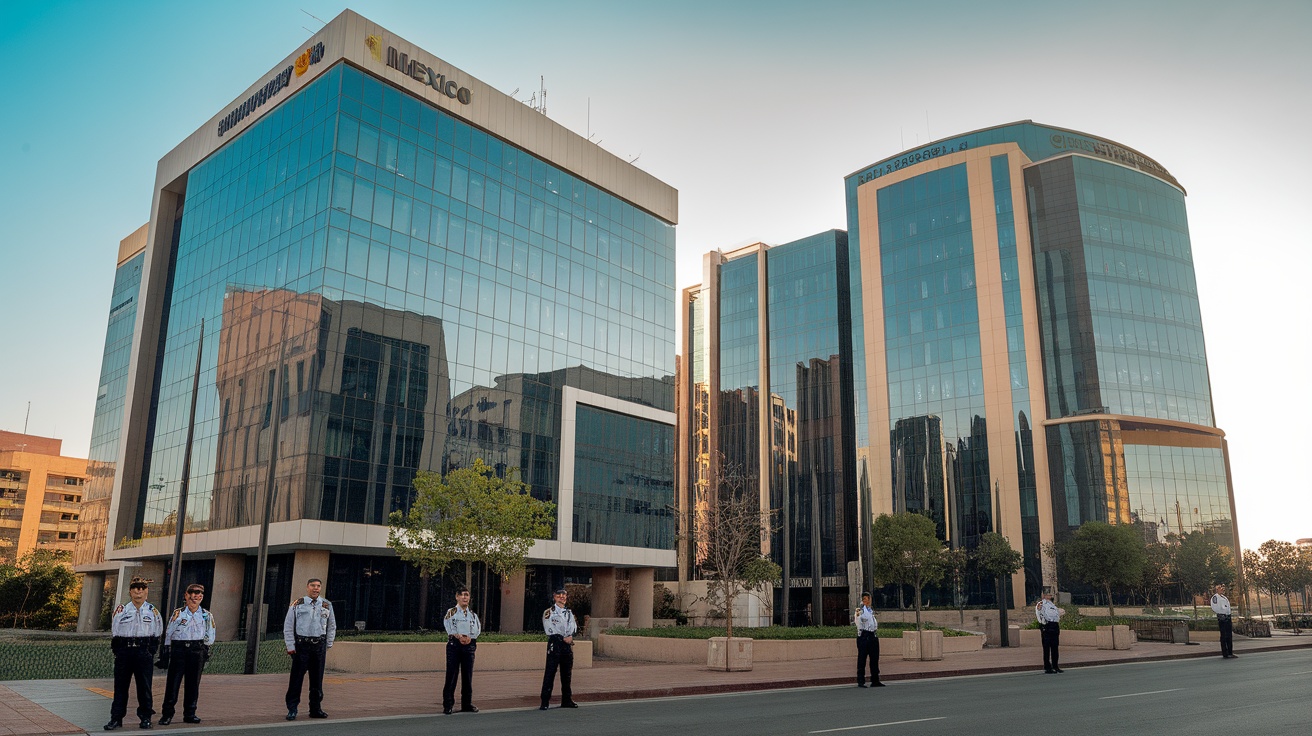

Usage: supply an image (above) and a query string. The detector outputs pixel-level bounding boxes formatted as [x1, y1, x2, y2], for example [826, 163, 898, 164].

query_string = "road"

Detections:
[143, 648, 1310, 736]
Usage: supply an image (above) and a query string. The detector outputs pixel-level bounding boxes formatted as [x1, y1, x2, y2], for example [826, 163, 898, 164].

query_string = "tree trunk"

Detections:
[418, 571, 430, 628]
[996, 576, 1009, 647]
[914, 574, 923, 632]
[1105, 583, 1115, 619]
[1287, 593, 1299, 633]
[464, 560, 473, 590]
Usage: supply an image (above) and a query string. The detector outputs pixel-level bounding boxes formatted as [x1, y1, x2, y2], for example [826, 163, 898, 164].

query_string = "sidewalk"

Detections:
[5, 632, 1310, 735]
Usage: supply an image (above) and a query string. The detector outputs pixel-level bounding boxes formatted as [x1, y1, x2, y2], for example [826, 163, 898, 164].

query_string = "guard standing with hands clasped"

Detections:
[283, 578, 336, 721]
[1211, 585, 1236, 659]
[157, 584, 216, 726]
[1036, 591, 1064, 674]
[442, 585, 481, 715]
[105, 577, 163, 731]
[539, 587, 579, 710]
[854, 592, 885, 687]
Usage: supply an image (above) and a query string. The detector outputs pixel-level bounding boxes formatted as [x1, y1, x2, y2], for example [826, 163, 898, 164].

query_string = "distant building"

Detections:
[0, 431, 87, 564]
[678, 231, 858, 624]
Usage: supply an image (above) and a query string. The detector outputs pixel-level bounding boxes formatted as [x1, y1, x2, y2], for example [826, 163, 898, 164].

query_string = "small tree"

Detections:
[0, 549, 79, 629]
[1258, 540, 1302, 631]
[973, 532, 1023, 645]
[1064, 521, 1146, 618]
[870, 512, 946, 632]
[388, 459, 555, 624]
[942, 548, 969, 627]
[693, 461, 780, 643]
[1242, 548, 1266, 619]
[1139, 541, 1173, 610]
[1174, 531, 1231, 618]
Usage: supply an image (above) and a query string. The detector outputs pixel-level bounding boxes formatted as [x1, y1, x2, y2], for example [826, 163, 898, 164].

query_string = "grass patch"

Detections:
[604, 623, 972, 639]
[0, 638, 291, 680]
[1023, 612, 1136, 631]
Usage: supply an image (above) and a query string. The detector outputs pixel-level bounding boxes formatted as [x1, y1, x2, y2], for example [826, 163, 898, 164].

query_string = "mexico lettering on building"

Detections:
[384, 46, 473, 105]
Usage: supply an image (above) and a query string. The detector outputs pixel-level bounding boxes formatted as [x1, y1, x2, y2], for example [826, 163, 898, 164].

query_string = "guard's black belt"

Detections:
[295, 636, 325, 645]
[114, 636, 155, 648]
[173, 640, 207, 649]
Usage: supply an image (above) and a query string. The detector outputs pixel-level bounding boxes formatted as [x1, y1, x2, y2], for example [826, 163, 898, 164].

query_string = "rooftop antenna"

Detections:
[23, 401, 30, 434]
[301, 9, 327, 26]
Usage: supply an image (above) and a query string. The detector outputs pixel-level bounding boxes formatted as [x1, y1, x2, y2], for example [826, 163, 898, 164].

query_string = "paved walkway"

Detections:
[4, 632, 1309, 735]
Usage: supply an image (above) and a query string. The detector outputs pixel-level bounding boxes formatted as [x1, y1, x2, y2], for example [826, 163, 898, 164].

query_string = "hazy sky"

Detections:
[1, 1, 1308, 548]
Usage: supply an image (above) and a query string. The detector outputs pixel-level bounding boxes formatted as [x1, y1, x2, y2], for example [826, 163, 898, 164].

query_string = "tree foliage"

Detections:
[0, 549, 79, 629]
[1173, 531, 1234, 618]
[691, 461, 780, 643]
[1063, 522, 1146, 618]
[1138, 542, 1173, 609]
[1256, 539, 1305, 630]
[388, 459, 556, 588]
[870, 512, 946, 631]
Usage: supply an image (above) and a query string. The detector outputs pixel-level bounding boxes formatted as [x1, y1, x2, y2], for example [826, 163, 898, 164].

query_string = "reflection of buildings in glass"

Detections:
[211, 288, 448, 531]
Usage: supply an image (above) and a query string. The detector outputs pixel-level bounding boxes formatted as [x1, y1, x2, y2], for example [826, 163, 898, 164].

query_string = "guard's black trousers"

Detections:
[110, 646, 155, 720]
[286, 642, 326, 711]
[540, 638, 574, 706]
[160, 643, 205, 718]
[857, 631, 881, 685]
[1219, 615, 1234, 657]
[1041, 622, 1061, 671]
[442, 640, 476, 710]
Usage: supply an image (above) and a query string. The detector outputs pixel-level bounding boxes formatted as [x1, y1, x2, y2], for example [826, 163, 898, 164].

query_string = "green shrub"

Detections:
[603, 623, 972, 640]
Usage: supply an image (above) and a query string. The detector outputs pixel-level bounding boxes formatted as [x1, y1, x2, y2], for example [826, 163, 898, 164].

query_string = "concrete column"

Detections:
[591, 567, 617, 618]
[291, 549, 331, 598]
[628, 567, 655, 628]
[499, 568, 527, 633]
[112, 567, 137, 608]
[77, 572, 107, 632]
[212, 553, 246, 641]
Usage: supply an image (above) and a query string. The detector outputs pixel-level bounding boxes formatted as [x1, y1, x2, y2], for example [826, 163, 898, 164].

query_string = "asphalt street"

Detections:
[123, 648, 1310, 736]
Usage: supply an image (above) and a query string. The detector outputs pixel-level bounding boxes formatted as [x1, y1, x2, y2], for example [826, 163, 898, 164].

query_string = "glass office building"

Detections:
[91, 10, 677, 634]
[678, 231, 857, 624]
[845, 122, 1235, 606]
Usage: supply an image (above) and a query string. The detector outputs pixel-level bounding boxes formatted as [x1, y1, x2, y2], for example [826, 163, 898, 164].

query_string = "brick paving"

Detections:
[2, 633, 1309, 734]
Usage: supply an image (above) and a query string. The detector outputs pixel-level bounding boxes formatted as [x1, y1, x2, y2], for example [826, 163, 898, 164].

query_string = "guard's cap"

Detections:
[861, 591, 872, 599]
[553, 587, 568, 596]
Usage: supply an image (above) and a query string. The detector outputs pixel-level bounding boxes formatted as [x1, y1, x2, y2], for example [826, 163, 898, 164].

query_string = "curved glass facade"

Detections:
[131, 62, 675, 543]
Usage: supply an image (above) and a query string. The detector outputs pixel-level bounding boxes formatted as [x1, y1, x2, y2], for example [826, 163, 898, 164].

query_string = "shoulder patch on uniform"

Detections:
[290, 598, 300, 608]
[113, 604, 124, 614]
[171, 608, 182, 620]
[543, 609, 552, 619]
[445, 607, 456, 619]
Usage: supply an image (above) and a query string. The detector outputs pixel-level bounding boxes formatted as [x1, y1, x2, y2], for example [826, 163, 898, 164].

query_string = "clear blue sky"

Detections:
[1, 0, 1308, 547]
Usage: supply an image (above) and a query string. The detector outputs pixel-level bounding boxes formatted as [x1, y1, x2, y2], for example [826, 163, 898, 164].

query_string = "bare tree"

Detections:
[689, 459, 780, 643]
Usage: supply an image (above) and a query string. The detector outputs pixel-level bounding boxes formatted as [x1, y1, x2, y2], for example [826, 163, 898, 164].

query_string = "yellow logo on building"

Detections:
[365, 35, 382, 62]
[294, 48, 311, 77]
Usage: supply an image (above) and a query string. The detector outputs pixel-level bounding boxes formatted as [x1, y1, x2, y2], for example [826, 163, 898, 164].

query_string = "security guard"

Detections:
[105, 577, 163, 731]
[1211, 585, 1236, 658]
[854, 592, 884, 687]
[539, 587, 579, 710]
[442, 585, 482, 715]
[283, 578, 337, 720]
[1036, 591, 1064, 674]
[158, 583, 216, 726]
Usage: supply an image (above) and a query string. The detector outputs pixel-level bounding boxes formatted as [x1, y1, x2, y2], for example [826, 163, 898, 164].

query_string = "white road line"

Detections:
[1290, 670, 1312, 676]
[1098, 688, 1182, 700]
[810, 717, 948, 733]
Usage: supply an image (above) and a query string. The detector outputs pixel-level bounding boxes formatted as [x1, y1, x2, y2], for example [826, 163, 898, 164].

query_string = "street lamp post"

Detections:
[244, 311, 291, 675]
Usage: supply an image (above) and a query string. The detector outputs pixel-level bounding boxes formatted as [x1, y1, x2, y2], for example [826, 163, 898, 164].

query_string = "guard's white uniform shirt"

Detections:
[283, 596, 337, 651]
[854, 605, 878, 633]
[165, 605, 216, 645]
[1210, 593, 1231, 616]
[443, 605, 481, 639]
[543, 604, 577, 637]
[112, 601, 163, 638]
[1036, 599, 1062, 624]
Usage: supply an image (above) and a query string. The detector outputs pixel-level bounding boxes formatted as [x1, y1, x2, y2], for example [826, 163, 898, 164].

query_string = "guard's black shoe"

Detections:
[461, 705, 479, 713]
[309, 710, 329, 719]
[561, 701, 579, 708]
[1044, 669, 1055, 674]
[157, 717, 171, 726]
[1054, 668, 1064, 673]
[104, 721, 122, 731]
[443, 708, 453, 715]
[139, 719, 153, 730]
[183, 716, 201, 724]
[286, 709, 298, 721]
[857, 683, 868, 688]
[873, 681, 886, 687]
[539, 704, 550, 710]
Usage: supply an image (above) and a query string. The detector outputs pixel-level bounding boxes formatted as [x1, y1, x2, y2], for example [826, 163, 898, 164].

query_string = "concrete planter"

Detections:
[1018, 628, 1135, 648]
[595, 632, 985, 663]
[327, 640, 592, 673]
[1096, 625, 1132, 650]
[707, 636, 753, 671]
[901, 630, 944, 661]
